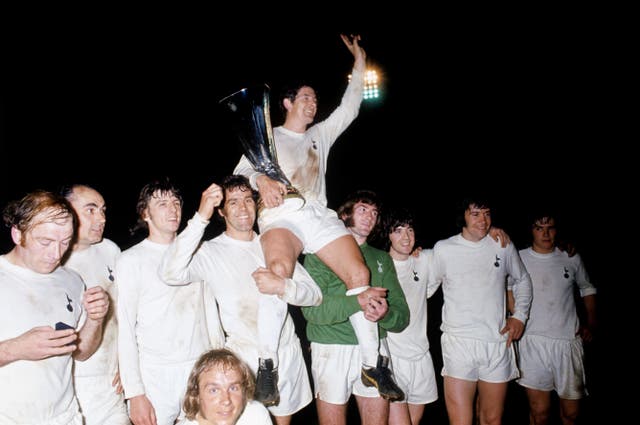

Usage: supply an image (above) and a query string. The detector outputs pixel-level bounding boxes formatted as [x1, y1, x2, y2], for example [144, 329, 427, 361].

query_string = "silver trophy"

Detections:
[219, 84, 305, 212]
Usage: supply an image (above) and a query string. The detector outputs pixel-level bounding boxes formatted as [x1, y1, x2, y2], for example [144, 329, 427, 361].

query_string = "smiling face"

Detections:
[218, 186, 256, 241]
[285, 86, 317, 128]
[197, 363, 247, 425]
[462, 204, 492, 242]
[348, 201, 379, 244]
[389, 224, 415, 260]
[143, 190, 182, 240]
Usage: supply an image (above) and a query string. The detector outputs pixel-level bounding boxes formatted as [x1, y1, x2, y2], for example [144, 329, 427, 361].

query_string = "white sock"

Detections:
[258, 293, 287, 369]
[346, 286, 379, 367]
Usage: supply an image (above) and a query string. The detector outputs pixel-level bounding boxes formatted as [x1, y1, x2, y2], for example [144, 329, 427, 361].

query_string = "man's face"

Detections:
[288, 86, 317, 125]
[349, 201, 378, 240]
[219, 187, 256, 238]
[531, 217, 556, 253]
[14, 210, 74, 274]
[463, 204, 491, 242]
[144, 190, 182, 237]
[197, 364, 246, 425]
[389, 225, 415, 258]
[69, 186, 106, 248]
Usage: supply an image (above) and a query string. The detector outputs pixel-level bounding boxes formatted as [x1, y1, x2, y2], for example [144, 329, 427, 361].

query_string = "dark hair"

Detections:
[182, 348, 255, 420]
[527, 206, 558, 229]
[380, 207, 415, 251]
[219, 175, 257, 210]
[337, 189, 381, 229]
[58, 183, 98, 201]
[129, 177, 183, 235]
[279, 79, 315, 115]
[455, 195, 492, 229]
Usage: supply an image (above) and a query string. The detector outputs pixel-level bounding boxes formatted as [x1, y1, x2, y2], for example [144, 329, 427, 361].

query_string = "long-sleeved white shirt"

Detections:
[387, 249, 440, 360]
[514, 247, 596, 339]
[116, 238, 217, 399]
[64, 238, 121, 378]
[159, 213, 321, 364]
[0, 256, 86, 423]
[233, 68, 364, 206]
[429, 234, 532, 342]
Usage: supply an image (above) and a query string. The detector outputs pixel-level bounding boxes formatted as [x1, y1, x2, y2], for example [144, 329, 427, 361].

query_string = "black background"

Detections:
[1, 10, 623, 423]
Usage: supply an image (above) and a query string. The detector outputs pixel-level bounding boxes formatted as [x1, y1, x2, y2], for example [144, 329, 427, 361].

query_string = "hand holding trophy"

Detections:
[219, 84, 305, 213]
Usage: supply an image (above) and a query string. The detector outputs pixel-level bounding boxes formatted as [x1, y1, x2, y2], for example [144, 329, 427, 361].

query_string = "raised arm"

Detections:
[340, 33, 366, 72]
[159, 182, 222, 285]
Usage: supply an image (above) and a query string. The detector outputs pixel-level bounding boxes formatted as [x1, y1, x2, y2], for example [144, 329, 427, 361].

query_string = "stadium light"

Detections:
[349, 68, 381, 101]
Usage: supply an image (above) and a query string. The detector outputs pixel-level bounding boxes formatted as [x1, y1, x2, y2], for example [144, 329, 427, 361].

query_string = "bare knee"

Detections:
[260, 229, 301, 279]
[560, 411, 578, 425]
[477, 409, 504, 425]
[270, 260, 294, 280]
[529, 409, 550, 425]
[559, 399, 580, 425]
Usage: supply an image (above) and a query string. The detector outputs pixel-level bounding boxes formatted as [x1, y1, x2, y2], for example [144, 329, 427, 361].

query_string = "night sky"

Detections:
[2, 20, 617, 259]
[0, 13, 624, 423]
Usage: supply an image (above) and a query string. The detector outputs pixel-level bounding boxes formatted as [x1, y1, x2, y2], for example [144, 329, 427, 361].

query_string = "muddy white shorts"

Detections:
[441, 333, 519, 383]
[310, 340, 392, 404]
[390, 350, 438, 405]
[516, 334, 587, 399]
[258, 199, 349, 254]
[75, 374, 130, 425]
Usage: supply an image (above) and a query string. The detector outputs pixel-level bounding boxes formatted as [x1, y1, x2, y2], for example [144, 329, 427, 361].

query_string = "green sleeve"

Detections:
[362, 244, 409, 333]
[301, 253, 361, 325]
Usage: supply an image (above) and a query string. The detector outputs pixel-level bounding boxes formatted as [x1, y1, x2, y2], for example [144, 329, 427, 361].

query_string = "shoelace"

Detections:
[258, 369, 276, 394]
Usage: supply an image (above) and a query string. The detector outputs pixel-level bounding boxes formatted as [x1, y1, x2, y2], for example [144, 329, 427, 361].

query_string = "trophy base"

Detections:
[257, 187, 305, 216]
